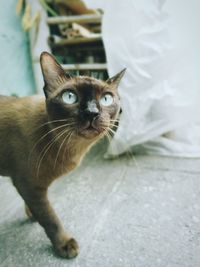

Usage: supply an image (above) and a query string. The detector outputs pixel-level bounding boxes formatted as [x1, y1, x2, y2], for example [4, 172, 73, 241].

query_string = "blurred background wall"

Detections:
[0, 0, 35, 96]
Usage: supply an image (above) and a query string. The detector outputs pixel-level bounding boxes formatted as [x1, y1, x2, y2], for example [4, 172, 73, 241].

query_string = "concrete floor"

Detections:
[0, 142, 200, 267]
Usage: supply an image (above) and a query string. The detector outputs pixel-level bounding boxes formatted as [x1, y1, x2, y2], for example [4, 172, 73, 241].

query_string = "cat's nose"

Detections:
[84, 108, 99, 121]
[84, 100, 100, 121]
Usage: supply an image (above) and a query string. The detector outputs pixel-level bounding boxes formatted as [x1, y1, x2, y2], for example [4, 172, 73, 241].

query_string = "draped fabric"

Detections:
[85, 0, 200, 157]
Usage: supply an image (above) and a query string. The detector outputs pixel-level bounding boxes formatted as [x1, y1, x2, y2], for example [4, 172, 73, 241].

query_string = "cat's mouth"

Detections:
[78, 121, 106, 139]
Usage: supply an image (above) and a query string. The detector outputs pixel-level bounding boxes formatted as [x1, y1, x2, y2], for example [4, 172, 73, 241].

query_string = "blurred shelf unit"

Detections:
[29, 0, 107, 93]
[49, 2, 107, 74]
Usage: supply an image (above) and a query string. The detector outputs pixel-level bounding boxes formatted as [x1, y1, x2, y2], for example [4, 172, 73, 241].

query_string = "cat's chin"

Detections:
[78, 127, 104, 140]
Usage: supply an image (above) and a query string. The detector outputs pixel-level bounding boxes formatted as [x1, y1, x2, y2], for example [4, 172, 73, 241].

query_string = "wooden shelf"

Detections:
[49, 34, 102, 47]
[47, 14, 102, 25]
[61, 63, 107, 71]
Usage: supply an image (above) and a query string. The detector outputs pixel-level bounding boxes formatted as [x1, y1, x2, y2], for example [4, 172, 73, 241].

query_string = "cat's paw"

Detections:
[56, 238, 79, 259]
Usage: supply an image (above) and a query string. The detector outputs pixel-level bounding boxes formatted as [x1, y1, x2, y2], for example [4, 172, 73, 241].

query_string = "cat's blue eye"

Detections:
[100, 93, 114, 106]
[62, 91, 78, 105]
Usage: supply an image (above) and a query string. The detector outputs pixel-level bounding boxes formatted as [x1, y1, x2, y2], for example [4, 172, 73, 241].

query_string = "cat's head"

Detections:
[40, 52, 126, 139]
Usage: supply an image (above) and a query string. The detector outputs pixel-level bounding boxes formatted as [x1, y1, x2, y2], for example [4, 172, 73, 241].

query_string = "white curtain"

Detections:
[85, 0, 200, 157]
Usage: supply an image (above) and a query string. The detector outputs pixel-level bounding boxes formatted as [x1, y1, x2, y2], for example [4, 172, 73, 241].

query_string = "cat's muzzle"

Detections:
[78, 117, 108, 139]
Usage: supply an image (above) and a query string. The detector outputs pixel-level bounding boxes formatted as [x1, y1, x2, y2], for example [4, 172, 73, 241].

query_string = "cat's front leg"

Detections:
[13, 180, 79, 259]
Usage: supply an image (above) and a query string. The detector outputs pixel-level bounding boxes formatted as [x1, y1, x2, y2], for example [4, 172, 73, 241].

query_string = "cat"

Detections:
[0, 52, 125, 258]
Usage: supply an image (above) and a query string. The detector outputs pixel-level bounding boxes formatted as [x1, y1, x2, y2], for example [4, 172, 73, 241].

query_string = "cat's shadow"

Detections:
[0, 217, 79, 262]
[0, 216, 54, 258]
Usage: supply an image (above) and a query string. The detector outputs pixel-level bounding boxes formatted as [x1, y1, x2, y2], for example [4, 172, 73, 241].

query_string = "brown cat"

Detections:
[0, 52, 125, 258]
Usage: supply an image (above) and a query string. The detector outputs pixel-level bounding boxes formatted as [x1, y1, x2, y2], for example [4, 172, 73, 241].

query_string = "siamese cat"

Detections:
[0, 52, 125, 258]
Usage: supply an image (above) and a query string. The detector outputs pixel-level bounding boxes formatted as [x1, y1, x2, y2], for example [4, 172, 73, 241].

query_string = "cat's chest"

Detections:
[53, 144, 89, 175]
[60, 155, 79, 173]
[35, 151, 82, 185]
[33, 135, 91, 183]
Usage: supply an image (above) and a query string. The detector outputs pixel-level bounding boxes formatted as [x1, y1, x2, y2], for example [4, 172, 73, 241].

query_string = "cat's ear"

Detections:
[106, 68, 126, 88]
[40, 52, 70, 98]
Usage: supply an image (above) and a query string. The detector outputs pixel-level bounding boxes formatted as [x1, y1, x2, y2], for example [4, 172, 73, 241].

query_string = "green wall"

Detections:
[0, 0, 35, 96]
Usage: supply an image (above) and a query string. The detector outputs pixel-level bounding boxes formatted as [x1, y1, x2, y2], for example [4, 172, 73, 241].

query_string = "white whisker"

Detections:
[53, 129, 73, 170]
[62, 131, 74, 172]
[29, 122, 75, 164]
[36, 127, 73, 178]
[35, 119, 74, 131]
